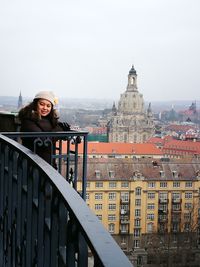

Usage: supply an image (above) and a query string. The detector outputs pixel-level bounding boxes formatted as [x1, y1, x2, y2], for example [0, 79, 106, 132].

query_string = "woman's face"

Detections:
[37, 99, 52, 117]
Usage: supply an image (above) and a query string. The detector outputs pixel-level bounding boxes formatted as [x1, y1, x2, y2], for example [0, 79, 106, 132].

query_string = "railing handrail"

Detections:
[0, 134, 133, 267]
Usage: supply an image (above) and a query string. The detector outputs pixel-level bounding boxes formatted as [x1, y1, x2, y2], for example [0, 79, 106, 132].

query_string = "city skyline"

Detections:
[0, 0, 199, 101]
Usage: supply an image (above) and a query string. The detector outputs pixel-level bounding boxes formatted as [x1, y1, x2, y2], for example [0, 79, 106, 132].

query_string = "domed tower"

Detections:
[107, 66, 155, 143]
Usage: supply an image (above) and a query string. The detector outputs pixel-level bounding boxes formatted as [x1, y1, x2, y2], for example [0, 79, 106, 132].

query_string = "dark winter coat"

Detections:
[20, 115, 62, 165]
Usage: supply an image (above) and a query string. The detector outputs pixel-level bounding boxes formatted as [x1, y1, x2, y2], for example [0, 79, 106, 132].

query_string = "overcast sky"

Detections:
[0, 0, 199, 102]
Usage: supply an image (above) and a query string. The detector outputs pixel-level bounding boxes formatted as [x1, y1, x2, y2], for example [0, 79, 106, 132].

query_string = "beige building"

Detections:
[77, 157, 200, 265]
[107, 66, 154, 143]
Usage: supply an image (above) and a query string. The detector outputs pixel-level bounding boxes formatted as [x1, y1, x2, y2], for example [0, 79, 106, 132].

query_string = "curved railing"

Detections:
[0, 134, 132, 267]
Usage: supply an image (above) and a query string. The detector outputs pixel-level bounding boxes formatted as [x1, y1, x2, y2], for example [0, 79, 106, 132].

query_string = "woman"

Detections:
[18, 91, 70, 165]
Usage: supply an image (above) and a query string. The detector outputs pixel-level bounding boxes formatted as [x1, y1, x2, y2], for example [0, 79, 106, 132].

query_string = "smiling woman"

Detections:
[18, 91, 70, 165]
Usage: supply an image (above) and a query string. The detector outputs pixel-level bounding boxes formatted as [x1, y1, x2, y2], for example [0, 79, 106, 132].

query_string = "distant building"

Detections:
[68, 141, 163, 159]
[18, 91, 23, 109]
[77, 157, 200, 266]
[107, 66, 155, 143]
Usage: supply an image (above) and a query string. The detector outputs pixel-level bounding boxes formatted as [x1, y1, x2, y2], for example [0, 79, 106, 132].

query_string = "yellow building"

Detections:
[77, 157, 200, 252]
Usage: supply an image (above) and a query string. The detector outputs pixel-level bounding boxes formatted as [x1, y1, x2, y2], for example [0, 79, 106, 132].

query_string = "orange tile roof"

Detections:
[62, 142, 163, 155]
[163, 139, 200, 154]
[147, 137, 165, 145]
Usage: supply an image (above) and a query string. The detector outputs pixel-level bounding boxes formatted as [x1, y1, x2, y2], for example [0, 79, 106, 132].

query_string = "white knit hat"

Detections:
[34, 91, 56, 105]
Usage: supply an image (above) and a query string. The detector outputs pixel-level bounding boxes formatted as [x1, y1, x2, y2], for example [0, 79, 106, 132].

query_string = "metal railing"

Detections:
[1, 131, 88, 199]
[0, 133, 133, 267]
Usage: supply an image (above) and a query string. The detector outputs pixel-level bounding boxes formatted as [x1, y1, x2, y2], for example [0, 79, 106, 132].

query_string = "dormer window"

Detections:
[109, 171, 115, 178]
[95, 170, 100, 179]
[160, 171, 165, 178]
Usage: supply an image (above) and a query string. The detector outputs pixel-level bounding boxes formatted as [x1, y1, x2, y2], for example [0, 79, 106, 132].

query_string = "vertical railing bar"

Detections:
[65, 140, 71, 182]
[82, 134, 88, 200]
[21, 158, 28, 267]
[73, 140, 79, 191]
[58, 201, 68, 267]
[57, 139, 62, 174]
[37, 176, 45, 267]
[26, 163, 33, 266]
[44, 181, 51, 267]
[0, 142, 5, 265]
[7, 147, 12, 265]
[16, 154, 23, 266]
[50, 192, 59, 267]
[32, 168, 39, 266]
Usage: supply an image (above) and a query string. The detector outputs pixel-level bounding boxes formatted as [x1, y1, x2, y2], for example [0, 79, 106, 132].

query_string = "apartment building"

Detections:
[77, 157, 200, 254]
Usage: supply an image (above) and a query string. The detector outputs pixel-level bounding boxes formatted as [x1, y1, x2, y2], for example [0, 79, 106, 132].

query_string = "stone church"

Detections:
[107, 65, 154, 143]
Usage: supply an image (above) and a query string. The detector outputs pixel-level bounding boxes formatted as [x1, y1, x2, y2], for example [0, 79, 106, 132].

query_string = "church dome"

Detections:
[129, 65, 137, 75]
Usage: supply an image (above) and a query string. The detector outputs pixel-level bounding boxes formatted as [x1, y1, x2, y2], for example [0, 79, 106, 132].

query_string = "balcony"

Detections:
[172, 198, 182, 203]
[158, 216, 168, 223]
[0, 132, 132, 267]
[120, 215, 130, 224]
[120, 229, 129, 234]
[120, 198, 130, 204]
[159, 198, 169, 203]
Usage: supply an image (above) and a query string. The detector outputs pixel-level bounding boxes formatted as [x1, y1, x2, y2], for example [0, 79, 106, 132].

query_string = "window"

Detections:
[86, 182, 90, 188]
[95, 193, 103, 200]
[148, 182, 155, 188]
[135, 199, 141, 206]
[135, 187, 142, 196]
[120, 224, 128, 233]
[160, 171, 165, 178]
[184, 223, 190, 231]
[108, 192, 116, 201]
[172, 204, 181, 211]
[159, 204, 167, 212]
[121, 204, 129, 214]
[159, 192, 168, 200]
[185, 203, 193, 210]
[95, 181, 103, 188]
[185, 192, 193, 199]
[109, 181, 116, 188]
[172, 192, 181, 200]
[95, 204, 102, 210]
[147, 214, 154, 221]
[135, 209, 141, 217]
[147, 223, 153, 233]
[133, 240, 140, 248]
[95, 170, 100, 179]
[86, 193, 90, 200]
[185, 181, 193, 188]
[134, 219, 141, 227]
[121, 181, 129, 188]
[96, 214, 102, 220]
[173, 181, 180, 188]
[121, 192, 129, 202]
[184, 213, 191, 220]
[109, 171, 115, 178]
[147, 203, 155, 210]
[108, 204, 116, 210]
[134, 229, 141, 237]
[147, 192, 155, 199]
[108, 223, 115, 233]
[160, 182, 167, 188]
[121, 236, 126, 244]
[172, 223, 179, 232]
[108, 214, 116, 221]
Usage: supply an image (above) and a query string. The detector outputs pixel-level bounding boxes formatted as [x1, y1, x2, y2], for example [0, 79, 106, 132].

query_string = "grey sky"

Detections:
[0, 0, 199, 102]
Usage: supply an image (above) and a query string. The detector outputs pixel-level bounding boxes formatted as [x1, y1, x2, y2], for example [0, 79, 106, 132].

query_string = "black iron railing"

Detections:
[0, 133, 132, 267]
[1, 131, 88, 200]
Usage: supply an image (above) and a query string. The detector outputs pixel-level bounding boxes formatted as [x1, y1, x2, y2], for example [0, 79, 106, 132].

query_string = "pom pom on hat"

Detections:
[34, 91, 57, 105]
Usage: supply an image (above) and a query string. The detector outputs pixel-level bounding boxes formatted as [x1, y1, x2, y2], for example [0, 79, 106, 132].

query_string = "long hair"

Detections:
[18, 99, 59, 127]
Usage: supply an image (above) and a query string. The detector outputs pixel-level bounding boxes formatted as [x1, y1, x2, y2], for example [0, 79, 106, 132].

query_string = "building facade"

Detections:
[77, 158, 200, 266]
[107, 66, 155, 143]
